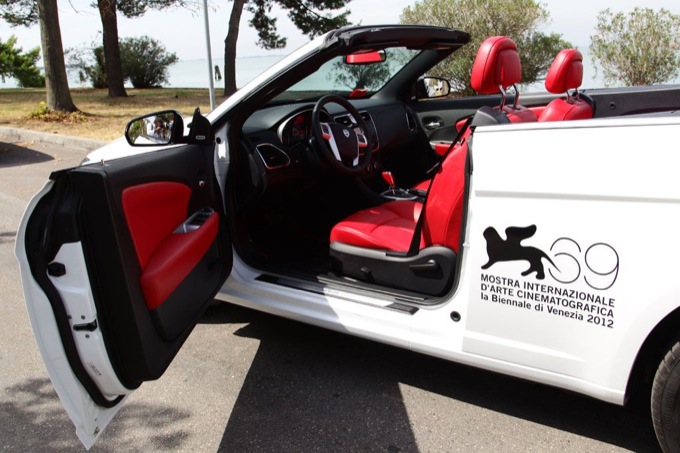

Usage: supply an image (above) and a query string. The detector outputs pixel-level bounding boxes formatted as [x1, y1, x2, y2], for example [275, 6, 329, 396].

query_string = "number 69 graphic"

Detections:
[549, 238, 619, 290]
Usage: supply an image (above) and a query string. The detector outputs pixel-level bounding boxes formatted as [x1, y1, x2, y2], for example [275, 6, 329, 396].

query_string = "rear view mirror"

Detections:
[125, 110, 184, 146]
[345, 50, 387, 65]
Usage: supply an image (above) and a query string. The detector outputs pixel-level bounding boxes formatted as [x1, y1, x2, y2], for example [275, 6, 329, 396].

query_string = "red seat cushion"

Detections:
[332, 141, 468, 254]
[539, 98, 592, 122]
[503, 105, 538, 123]
[330, 200, 424, 252]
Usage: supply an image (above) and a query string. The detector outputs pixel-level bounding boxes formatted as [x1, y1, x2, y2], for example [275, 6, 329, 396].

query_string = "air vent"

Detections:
[256, 144, 290, 170]
[334, 111, 373, 126]
[334, 114, 353, 127]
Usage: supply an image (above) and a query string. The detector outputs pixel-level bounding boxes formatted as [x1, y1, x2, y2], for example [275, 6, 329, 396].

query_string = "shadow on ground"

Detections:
[0, 378, 191, 452]
[0, 142, 54, 168]
[199, 303, 659, 452]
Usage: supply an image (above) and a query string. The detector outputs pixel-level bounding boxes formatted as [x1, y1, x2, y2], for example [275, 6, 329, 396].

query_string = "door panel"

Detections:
[24, 143, 231, 392]
[410, 92, 559, 144]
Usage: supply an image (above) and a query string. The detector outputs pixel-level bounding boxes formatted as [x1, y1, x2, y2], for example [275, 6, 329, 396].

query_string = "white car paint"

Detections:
[15, 183, 130, 449]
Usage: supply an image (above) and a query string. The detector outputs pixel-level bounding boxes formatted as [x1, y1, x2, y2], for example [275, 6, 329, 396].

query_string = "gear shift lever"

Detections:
[380, 171, 416, 200]
[382, 171, 396, 190]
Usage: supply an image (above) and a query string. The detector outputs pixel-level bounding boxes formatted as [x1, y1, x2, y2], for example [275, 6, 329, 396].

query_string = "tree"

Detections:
[590, 8, 680, 87]
[1, 0, 186, 98]
[1, 0, 76, 111]
[92, 0, 187, 97]
[97, 0, 128, 97]
[400, 0, 572, 95]
[71, 37, 178, 89]
[330, 51, 396, 91]
[223, 0, 352, 96]
[120, 36, 179, 88]
[0, 36, 45, 87]
[37, 0, 77, 111]
[70, 45, 108, 89]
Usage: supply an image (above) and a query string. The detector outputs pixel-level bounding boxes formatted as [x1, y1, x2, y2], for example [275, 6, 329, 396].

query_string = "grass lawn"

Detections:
[0, 88, 225, 142]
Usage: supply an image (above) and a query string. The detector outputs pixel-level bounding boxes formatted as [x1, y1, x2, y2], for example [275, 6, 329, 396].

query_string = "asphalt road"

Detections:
[0, 139, 660, 452]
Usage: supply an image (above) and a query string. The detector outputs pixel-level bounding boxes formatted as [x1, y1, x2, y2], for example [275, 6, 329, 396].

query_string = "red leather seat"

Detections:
[471, 36, 538, 123]
[329, 38, 530, 294]
[539, 49, 593, 122]
[331, 139, 467, 253]
[411, 36, 532, 193]
[335, 36, 531, 253]
[329, 105, 507, 295]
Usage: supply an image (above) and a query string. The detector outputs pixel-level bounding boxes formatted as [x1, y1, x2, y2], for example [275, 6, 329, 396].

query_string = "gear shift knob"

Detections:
[382, 171, 396, 189]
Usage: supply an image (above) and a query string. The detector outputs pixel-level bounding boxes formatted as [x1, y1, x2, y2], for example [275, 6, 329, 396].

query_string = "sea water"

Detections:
[0, 52, 623, 91]
[0, 54, 287, 90]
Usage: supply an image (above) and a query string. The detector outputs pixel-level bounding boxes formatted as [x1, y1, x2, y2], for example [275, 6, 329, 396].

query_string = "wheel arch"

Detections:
[625, 304, 680, 412]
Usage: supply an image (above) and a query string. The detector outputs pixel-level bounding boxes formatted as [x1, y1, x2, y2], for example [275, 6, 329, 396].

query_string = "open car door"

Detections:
[15, 135, 232, 448]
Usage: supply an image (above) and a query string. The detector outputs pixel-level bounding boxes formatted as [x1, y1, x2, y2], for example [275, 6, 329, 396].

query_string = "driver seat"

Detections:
[329, 107, 509, 296]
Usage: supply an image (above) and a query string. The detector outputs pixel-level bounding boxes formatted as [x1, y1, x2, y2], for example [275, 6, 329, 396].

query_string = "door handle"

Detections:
[422, 116, 444, 130]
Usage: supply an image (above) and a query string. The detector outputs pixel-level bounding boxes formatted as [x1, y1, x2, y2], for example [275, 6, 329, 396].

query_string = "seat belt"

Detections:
[406, 116, 474, 256]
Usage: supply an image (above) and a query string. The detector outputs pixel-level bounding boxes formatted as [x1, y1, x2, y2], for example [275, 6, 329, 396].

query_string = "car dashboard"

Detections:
[240, 100, 420, 189]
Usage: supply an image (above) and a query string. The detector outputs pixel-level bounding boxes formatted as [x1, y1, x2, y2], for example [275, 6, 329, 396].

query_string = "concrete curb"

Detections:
[0, 126, 108, 152]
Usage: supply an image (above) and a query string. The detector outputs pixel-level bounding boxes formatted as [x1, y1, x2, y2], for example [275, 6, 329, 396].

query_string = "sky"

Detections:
[1, 0, 679, 86]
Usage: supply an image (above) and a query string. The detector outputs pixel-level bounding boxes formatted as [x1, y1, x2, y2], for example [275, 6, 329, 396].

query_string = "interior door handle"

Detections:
[424, 120, 443, 130]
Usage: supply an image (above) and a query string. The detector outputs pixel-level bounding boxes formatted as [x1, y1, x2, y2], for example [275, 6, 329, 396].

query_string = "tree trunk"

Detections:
[98, 0, 127, 98]
[37, 0, 77, 112]
[224, 0, 246, 96]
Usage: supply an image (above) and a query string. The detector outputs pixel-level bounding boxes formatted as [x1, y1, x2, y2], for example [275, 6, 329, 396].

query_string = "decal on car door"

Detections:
[477, 224, 618, 329]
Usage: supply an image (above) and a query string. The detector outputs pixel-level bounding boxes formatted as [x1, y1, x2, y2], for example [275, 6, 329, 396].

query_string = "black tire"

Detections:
[652, 341, 680, 452]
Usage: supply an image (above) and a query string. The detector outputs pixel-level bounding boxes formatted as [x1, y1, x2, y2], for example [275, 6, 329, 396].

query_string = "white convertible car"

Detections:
[15, 25, 680, 450]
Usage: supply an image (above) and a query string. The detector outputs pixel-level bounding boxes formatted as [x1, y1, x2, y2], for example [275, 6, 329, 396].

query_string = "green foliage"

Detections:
[590, 8, 680, 87]
[0, 0, 37, 26]
[117, 0, 189, 18]
[69, 45, 108, 89]
[120, 36, 179, 88]
[0, 35, 45, 87]
[246, 0, 351, 49]
[330, 49, 409, 91]
[70, 36, 178, 89]
[0, 0, 185, 24]
[331, 60, 392, 91]
[400, 0, 571, 94]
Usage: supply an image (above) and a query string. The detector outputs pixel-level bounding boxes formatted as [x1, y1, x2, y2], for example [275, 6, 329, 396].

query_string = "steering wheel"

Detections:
[312, 95, 373, 175]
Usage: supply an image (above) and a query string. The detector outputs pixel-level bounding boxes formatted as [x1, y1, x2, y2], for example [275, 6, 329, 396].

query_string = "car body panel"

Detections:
[462, 117, 680, 396]
[16, 183, 129, 448]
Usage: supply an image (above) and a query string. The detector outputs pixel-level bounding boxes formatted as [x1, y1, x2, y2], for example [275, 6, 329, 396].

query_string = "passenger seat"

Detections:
[470, 36, 538, 123]
[539, 49, 593, 122]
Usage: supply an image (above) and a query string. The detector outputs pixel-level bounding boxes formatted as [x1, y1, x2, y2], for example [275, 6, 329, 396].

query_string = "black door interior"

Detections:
[25, 143, 232, 394]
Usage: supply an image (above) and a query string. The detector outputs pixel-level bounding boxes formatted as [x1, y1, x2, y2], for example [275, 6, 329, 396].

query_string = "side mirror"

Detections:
[125, 110, 184, 146]
[416, 77, 451, 99]
[345, 50, 386, 65]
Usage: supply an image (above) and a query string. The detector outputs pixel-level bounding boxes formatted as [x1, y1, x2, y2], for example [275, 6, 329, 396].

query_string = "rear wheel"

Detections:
[652, 341, 680, 452]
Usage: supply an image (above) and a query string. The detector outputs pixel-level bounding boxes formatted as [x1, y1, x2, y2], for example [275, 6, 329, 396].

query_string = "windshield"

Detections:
[271, 47, 421, 103]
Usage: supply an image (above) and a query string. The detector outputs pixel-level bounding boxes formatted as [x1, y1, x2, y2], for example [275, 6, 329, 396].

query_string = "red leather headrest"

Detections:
[471, 36, 522, 94]
[544, 49, 583, 94]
